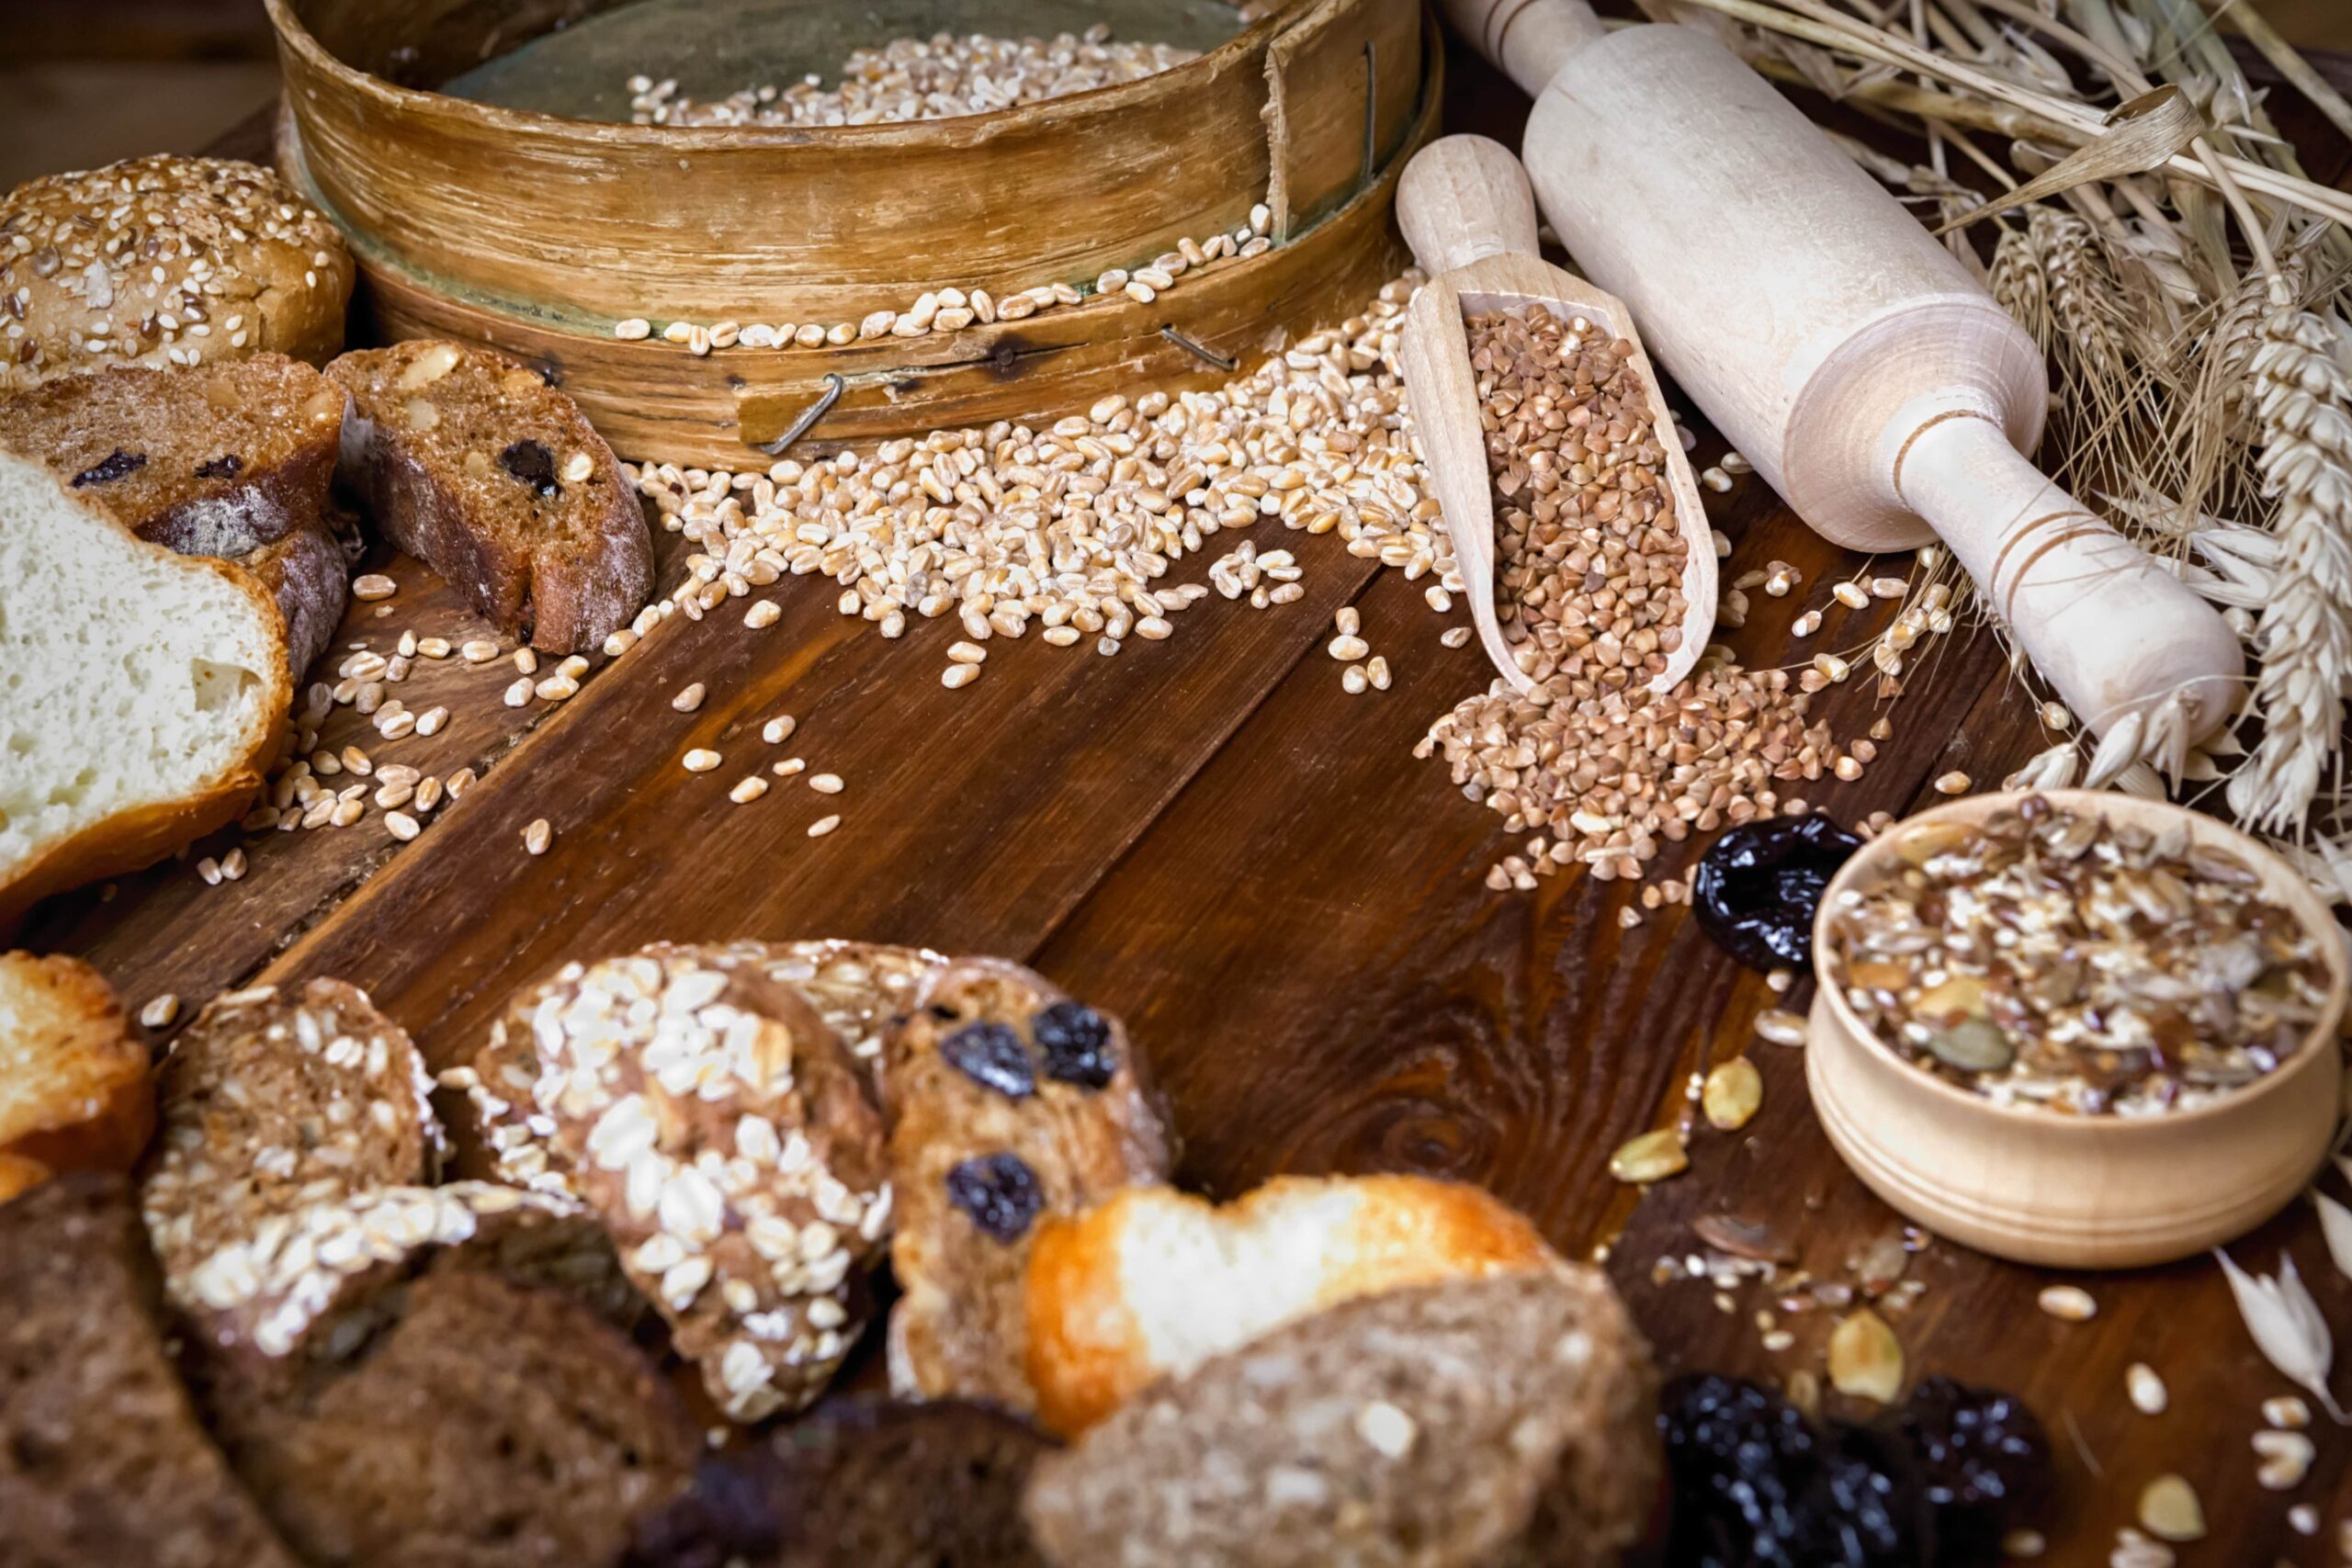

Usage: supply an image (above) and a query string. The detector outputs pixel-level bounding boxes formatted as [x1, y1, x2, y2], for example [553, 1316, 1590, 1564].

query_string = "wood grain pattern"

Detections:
[27, 36, 2352, 1566]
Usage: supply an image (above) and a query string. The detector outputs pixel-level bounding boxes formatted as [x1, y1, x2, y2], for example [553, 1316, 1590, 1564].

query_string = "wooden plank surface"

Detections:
[21, 32, 2352, 1568]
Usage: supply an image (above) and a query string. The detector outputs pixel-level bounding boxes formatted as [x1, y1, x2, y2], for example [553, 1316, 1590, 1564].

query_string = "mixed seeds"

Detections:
[1826, 796, 2333, 1113]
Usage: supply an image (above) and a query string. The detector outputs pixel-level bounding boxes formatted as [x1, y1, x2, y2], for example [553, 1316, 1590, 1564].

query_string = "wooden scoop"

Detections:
[1396, 134, 1716, 697]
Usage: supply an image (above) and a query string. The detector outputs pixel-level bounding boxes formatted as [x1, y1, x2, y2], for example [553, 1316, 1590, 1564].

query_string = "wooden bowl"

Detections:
[1805, 790, 2347, 1269]
[264, 0, 1436, 463]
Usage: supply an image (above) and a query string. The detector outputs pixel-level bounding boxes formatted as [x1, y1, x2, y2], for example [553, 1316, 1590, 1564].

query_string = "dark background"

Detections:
[6, 0, 2351, 186]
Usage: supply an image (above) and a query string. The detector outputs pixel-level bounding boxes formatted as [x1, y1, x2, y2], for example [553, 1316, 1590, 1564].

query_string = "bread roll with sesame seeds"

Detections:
[0, 156, 352, 393]
[880, 958, 1174, 1413]
[0, 951, 155, 1203]
[466, 942, 892, 1421]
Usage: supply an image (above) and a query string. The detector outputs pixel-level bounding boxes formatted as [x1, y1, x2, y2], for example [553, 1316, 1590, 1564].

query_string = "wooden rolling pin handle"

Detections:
[1436, 0, 1607, 98]
[1396, 135, 1544, 277]
[1893, 407, 2243, 741]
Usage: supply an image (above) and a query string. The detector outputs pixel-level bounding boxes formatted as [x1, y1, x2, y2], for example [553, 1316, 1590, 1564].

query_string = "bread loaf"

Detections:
[329, 340, 651, 652]
[881, 957, 1173, 1411]
[1023, 1270, 1661, 1568]
[206, 1270, 699, 1568]
[0, 1172, 302, 1568]
[462, 943, 891, 1420]
[628, 1399, 1055, 1568]
[0, 157, 352, 392]
[0, 451, 289, 927]
[1024, 1175, 1560, 1435]
[0, 952, 153, 1203]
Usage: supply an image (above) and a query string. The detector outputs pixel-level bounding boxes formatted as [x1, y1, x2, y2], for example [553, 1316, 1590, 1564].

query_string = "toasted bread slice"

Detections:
[0, 452, 289, 927]
[0, 952, 153, 1202]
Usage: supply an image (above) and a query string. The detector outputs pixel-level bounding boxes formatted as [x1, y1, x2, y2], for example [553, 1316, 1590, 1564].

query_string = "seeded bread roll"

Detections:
[1024, 1175, 1560, 1436]
[0, 951, 154, 1203]
[0, 156, 352, 392]
[207, 1270, 698, 1568]
[1023, 1269, 1661, 1568]
[0, 355, 345, 557]
[881, 957, 1174, 1411]
[0, 452, 290, 929]
[0, 1172, 301, 1568]
[463, 942, 891, 1421]
[628, 1399, 1055, 1568]
[140, 978, 445, 1355]
[328, 340, 651, 653]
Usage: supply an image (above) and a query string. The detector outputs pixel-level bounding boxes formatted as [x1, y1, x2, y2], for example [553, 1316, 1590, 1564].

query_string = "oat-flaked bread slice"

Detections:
[0, 952, 154, 1203]
[0, 355, 345, 557]
[140, 978, 444, 1355]
[1023, 1269, 1661, 1568]
[328, 340, 650, 652]
[207, 1270, 698, 1568]
[1024, 1175, 1560, 1436]
[460, 943, 890, 1421]
[0, 1172, 300, 1568]
[628, 1399, 1055, 1568]
[0, 156, 351, 392]
[882, 958, 1173, 1412]
[0, 453, 288, 927]
[714, 939, 945, 1082]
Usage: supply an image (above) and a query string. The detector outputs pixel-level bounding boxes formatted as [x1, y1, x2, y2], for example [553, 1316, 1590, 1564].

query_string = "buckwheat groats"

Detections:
[140, 980, 444, 1353]
[328, 340, 652, 653]
[459, 943, 891, 1421]
[0, 156, 352, 391]
[882, 957, 1173, 1410]
[1824, 796, 2336, 1114]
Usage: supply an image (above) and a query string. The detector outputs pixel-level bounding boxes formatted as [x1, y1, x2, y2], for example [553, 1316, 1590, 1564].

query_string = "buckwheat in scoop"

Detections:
[1824, 796, 2334, 1114]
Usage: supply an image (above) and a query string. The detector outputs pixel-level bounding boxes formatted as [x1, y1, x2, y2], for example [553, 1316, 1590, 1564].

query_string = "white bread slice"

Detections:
[1023, 1174, 1560, 1436]
[0, 452, 288, 926]
[0, 951, 154, 1201]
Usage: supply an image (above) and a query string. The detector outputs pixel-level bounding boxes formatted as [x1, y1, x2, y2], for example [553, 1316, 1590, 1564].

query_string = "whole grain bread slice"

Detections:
[205, 1269, 699, 1568]
[1022, 1269, 1661, 1568]
[328, 340, 650, 652]
[0, 952, 153, 1204]
[0, 355, 345, 557]
[628, 1398, 1055, 1568]
[0, 1172, 300, 1568]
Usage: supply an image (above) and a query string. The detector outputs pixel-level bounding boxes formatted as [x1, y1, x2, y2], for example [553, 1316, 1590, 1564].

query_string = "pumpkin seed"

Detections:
[1925, 1017, 2014, 1073]
[1609, 1129, 1688, 1184]
[1826, 1309, 1904, 1404]
[1702, 1058, 1762, 1131]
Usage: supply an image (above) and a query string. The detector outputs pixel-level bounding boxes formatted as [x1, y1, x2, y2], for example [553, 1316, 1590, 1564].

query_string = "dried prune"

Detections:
[1033, 1000, 1116, 1089]
[499, 438, 561, 497]
[1896, 1377, 2049, 1520]
[1661, 1374, 1820, 1567]
[71, 448, 145, 487]
[1693, 815, 1863, 972]
[940, 1021, 1035, 1100]
[944, 1152, 1043, 1243]
[196, 454, 243, 479]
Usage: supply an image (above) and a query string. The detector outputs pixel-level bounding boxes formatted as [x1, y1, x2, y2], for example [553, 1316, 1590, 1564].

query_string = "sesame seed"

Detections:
[807, 814, 841, 837]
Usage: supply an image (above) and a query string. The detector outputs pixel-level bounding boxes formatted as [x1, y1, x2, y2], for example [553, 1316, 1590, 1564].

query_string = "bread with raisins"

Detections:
[328, 340, 650, 652]
[880, 958, 1173, 1411]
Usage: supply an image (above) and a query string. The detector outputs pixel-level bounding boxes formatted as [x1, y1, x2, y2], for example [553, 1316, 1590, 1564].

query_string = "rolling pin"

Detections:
[1439, 0, 2242, 744]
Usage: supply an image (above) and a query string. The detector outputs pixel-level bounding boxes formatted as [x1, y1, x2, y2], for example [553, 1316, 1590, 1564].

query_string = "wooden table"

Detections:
[24, 32, 2352, 1566]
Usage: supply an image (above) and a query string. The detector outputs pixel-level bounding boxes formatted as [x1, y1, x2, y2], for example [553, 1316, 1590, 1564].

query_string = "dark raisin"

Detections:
[940, 1021, 1035, 1100]
[1033, 1000, 1116, 1089]
[498, 439, 561, 497]
[195, 454, 243, 479]
[1692, 815, 1864, 972]
[1895, 1377, 2049, 1539]
[71, 448, 146, 487]
[944, 1153, 1043, 1243]
[1660, 1374, 1819, 1567]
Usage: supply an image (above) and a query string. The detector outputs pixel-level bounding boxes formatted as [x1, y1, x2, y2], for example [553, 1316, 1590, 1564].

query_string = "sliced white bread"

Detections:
[0, 452, 288, 926]
[0, 951, 153, 1202]
[1023, 1175, 1560, 1436]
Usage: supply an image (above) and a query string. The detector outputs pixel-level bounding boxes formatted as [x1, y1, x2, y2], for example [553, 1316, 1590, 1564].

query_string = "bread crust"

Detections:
[1024, 1176, 1560, 1436]
[0, 541, 288, 930]
[0, 952, 154, 1201]
[241, 518, 351, 681]
[0, 157, 351, 392]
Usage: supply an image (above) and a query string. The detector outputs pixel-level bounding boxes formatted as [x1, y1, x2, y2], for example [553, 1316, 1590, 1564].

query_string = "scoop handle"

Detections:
[1437, 0, 1608, 96]
[1396, 135, 1544, 278]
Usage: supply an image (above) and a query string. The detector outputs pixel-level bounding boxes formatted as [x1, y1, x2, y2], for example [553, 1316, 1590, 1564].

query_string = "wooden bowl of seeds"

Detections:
[1806, 789, 2346, 1269]
[264, 0, 1436, 463]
